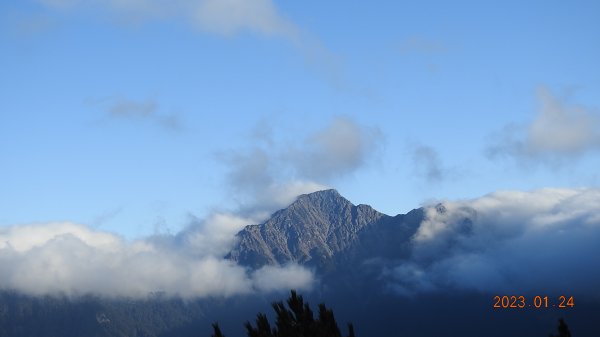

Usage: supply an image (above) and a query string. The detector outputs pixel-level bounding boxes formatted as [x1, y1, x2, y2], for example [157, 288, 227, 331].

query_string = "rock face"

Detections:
[227, 189, 423, 269]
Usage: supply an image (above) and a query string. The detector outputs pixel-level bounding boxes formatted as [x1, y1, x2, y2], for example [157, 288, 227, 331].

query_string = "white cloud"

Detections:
[194, 0, 297, 37]
[527, 88, 600, 155]
[487, 87, 600, 164]
[218, 147, 329, 218]
[0, 221, 314, 298]
[176, 212, 252, 257]
[389, 188, 600, 296]
[251, 264, 315, 292]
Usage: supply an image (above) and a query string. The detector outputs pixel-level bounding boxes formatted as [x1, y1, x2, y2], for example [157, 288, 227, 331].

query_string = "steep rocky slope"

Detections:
[227, 189, 423, 269]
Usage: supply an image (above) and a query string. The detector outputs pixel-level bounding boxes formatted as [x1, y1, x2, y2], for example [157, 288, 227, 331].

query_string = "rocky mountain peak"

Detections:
[282, 189, 351, 215]
[295, 188, 346, 204]
[227, 189, 387, 268]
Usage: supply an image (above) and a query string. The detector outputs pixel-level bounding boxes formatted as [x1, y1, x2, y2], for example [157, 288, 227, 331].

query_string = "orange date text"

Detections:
[493, 295, 574, 309]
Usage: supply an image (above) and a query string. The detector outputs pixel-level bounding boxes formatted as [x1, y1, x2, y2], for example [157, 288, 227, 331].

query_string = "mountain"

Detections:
[224, 191, 600, 337]
[228, 189, 384, 268]
[0, 292, 208, 337]
[0, 189, 431, 337]
[2, 189, 599, 337]
[227, 189, 423, 271]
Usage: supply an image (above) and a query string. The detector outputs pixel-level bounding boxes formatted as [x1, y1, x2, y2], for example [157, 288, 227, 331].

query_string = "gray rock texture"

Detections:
[227, 189, 423, 270]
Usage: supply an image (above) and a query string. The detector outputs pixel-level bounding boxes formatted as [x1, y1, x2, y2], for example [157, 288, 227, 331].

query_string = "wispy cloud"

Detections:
[109, 98, 157, 117]
[97, 96, 183, 131]
[90, 207, 123, 229]
[34, 0, 346, 89]
[218, 116, 383, 217]
[37, 0, 298, 39]
[410, 144, 456, 183]
[193, 0, 297, 38]
[487, 86, 600, 165]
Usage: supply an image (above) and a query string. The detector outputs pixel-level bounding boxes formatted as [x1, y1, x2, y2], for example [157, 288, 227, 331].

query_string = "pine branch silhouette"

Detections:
[549, 318, 572, 337]
[243, 290, 356, 337]
[211, 322, 225, 337]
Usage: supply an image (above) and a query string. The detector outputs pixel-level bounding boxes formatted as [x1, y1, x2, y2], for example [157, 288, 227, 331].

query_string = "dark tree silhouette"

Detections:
[245, 313, 274, 337]
[217, 290, 354, 337]
[317, 303, 341, 337]
[549, 318, 572, 337]
[211, 322, 225, 337]
[347, 323, 355, 337]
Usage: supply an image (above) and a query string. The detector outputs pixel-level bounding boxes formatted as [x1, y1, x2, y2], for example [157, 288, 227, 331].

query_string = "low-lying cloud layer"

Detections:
[388, 188, 600, 297]
[0, 221, 313, 298]
[3, 187, 599, 299]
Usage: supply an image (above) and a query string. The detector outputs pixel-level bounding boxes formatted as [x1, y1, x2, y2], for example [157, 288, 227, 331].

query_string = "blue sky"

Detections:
[2, 0, 600, 239]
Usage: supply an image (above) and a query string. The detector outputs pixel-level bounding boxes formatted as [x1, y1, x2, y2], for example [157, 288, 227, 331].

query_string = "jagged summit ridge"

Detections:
[294, 188, 344, 203]
[227, 189, 388, 268]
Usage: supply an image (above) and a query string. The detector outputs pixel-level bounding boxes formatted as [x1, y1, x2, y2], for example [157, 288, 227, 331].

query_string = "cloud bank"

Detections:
[0, 221, 314, 298]
[487, 87, 600, 165]
[387, 188, 600, 297]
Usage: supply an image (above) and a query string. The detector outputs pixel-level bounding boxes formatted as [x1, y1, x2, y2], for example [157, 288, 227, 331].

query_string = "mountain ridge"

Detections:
[2, 189, 599, 337]
[227, 189, 423, 270]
